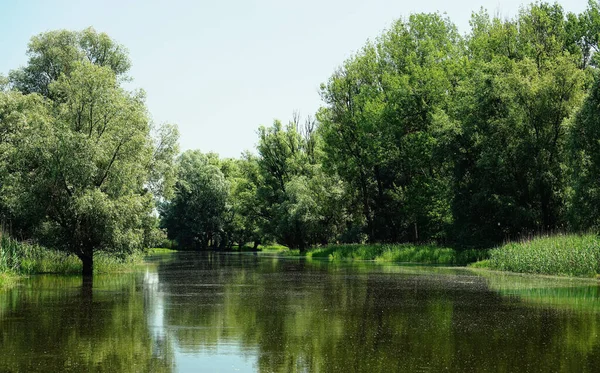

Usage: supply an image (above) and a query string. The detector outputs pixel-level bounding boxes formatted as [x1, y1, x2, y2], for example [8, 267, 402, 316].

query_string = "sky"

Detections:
[0, 0, 591, 158]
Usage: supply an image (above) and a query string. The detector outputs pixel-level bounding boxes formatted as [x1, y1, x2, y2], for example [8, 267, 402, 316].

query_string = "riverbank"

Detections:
[277, 234, 600, 278]
[0, 234, 149, 287]
[280, 243, 488, 266]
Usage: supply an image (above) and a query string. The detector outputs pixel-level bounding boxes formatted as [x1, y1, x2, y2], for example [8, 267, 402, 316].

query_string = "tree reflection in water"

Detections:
[2, 253, 600, 372]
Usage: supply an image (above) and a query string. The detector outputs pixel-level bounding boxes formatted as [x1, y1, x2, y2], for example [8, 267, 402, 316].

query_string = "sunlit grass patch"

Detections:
[146, 247, 178, 255]
[304, 243, 487, 265]
[260, 244, 288, 252]
[94, 251, 145, 273]
[237, 243, 289, 252]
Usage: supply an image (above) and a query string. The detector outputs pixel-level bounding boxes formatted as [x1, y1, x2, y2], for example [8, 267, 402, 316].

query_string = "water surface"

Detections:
[1, 252, 600, 372]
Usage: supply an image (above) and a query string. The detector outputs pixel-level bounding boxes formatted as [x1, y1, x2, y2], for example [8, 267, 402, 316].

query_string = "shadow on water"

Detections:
[2, 251, 600, 372]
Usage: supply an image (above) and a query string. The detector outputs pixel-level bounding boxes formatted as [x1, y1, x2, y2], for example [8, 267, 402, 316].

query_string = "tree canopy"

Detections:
[1, 29, 177, 275]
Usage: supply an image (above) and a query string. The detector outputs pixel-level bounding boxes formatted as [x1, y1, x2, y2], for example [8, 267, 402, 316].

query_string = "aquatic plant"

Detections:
[483, 234, 600, 277]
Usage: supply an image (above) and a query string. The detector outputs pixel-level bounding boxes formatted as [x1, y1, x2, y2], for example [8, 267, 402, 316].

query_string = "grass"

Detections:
[476, 233, 600, 277]
[234, 243, 289, 252]
[302, 243, 487, 265]
[0, 233, 146, 276]
[146, 247, 178, 254]
[258, 244, 288, 252]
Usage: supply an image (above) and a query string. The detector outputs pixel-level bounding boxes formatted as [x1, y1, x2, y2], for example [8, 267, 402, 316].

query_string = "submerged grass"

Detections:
[480, 234, 600, 277]
[304, 244, 487, 265]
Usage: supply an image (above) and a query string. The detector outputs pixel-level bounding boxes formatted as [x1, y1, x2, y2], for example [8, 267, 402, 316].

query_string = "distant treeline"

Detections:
[161, 1, 600, 250]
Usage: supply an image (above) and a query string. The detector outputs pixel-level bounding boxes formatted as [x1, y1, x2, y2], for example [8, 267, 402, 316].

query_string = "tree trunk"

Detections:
[253, 240, 260, 251]
[414, 222, 419, 242]
[81, 253, 93, 277]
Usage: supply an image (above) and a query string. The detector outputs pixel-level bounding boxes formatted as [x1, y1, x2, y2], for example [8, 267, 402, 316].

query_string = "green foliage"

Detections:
[252, 115, 350, 249]
[9, 27, 131, 98]
[569, 70, 600, 230]
[0, 272, 17, 288]
[147, 1, 600, 254]
[1, 29, 178, 275]
[303, 244, 486, 265]
[160, 150, 229, 249]
[146, 247, 178, 254]
[0, 233, 144, 275]
[447, 3, 589, 245]
[318, 12, 462, 243]
[485, 234, 600, 277]
[236, 243, 289, 252]
[14, 62, 154, 271]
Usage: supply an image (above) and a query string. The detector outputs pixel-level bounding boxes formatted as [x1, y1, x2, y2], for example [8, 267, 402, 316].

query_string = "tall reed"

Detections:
[485, 234, 600, 277]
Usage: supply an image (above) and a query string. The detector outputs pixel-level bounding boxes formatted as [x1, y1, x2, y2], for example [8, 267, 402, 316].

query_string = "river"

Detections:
[1, 252, 600, 372]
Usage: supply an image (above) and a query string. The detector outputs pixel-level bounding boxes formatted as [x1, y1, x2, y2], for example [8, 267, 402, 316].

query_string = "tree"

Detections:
[319, 13, 463, 243]
[569, 71, 600, 230]
[1, 29, 179, 276]
[253, 116, 349, 249]
[448, 3, 587, 245]
[219, 156, 265, 250]
[160, 150, 228, 250]
[148, 122, 180, 201]
[9, 27, 130, 98]
[11, 61, 160, 276]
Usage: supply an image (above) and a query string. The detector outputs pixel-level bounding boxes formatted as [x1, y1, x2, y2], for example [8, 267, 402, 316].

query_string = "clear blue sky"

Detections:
[0, 0, 590, 157]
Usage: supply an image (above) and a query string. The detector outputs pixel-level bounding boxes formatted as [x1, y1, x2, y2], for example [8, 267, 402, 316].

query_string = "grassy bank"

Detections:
[475, 234, 600, 277]
[300, 244, 487, 265]
[1, 234, 145, 276]
[233, 243, 289, 252]
[146, 247, 178, 255]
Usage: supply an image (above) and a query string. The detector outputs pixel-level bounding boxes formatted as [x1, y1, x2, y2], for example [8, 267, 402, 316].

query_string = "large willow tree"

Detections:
[2, 28, 178, 275]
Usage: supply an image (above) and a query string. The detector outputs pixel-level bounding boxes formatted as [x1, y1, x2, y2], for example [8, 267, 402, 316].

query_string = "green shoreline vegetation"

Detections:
[273, 234, 600, 279]
[474, 234, 600, 277]
[301, 244, 487, 266]
[0, 234, 147, 286]
[5, 2, 600, 283]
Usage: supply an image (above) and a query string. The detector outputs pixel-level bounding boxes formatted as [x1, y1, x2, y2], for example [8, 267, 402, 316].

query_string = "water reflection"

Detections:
[153, 253, 600, 372]
[1, 252, 600, 372]
[0, 274, 173, 372]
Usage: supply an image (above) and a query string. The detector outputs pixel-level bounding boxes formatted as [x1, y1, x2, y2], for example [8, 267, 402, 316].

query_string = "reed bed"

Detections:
[483, 234, 600, 277]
